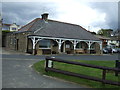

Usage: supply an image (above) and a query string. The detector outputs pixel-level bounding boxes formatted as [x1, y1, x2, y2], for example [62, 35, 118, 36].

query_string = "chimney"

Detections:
[41, 13, 49, 21]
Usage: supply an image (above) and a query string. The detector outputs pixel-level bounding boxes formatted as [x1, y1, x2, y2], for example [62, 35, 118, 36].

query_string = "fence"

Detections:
[115, 60, 120, 76]
[45, 57, 120, 86]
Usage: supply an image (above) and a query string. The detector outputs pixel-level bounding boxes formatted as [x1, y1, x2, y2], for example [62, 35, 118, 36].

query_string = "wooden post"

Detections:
[100, 41, 103, 54]
[45, 57, 120, 86]
[31, 37, 36, 55]
[88, 41, 91, 54]
[45, 58, 49, 72]
[115, 60, 119, 76]
[102, 69, 106, 85]
[31, 37, 42, 55]
[32, 49, 36, 55]
[63, 42, 66, 53]
[58, 39, 62, 54]
[73, 40, 77, 54]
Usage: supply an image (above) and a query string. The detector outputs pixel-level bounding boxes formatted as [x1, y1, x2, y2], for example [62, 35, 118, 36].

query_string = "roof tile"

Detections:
[18, 18, 100, 41]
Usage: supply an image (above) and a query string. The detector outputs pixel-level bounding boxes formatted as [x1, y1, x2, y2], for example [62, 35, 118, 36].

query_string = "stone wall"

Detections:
[4, 32, 102, 55]
[5, 32, 32, 53]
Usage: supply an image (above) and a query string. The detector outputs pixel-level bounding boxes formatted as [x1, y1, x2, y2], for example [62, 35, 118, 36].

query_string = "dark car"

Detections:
[115, 48, 120, 53]
[103, 48, 108, 53]
[103, 48, 112, 54]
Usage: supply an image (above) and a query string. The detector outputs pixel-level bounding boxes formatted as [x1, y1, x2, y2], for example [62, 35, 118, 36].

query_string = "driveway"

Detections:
[3, 59, 84, 88]
[2, 48, 84, 88]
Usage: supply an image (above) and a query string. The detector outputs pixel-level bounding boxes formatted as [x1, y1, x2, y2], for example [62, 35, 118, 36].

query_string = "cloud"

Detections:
[49, 1, 118, 32]
[118, 1, 120, 29]
[52, 1, 108, 32]
[2, 1, 118, 33]
[89, 2, 118, 30]
[2, 2, 58, 25]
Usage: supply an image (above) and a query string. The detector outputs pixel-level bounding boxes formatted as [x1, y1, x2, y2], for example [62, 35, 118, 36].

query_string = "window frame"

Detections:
[12, 27, 17, 30]
[39, 39, 51, 49]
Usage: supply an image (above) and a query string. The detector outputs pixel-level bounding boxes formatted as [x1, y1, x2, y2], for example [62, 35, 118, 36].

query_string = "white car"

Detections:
[112, 48, 118, 53]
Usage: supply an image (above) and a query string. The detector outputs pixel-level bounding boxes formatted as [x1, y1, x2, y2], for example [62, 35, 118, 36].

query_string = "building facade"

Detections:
[2, 23, 20, 31]
[5, 13, 102, 55]
[108, 36, 120, 47]
[94, 35, 110, 48]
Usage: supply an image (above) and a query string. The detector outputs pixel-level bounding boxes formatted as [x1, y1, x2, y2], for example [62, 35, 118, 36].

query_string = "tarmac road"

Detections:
[3, 59, 84, 88]
[2, 48, 84, 88]
[2, 47, 119, 61]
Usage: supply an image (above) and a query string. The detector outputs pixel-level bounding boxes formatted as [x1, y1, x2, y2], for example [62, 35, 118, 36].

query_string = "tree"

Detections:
[90, 32, 96, 35]
[97, 29, 113, 37]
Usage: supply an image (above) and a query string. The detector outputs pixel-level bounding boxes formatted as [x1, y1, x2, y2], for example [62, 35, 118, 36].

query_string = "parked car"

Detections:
[112, 48, 118, 53]
[115, 48, 120, 53]
[106, 45, 120, 53]
[103, 48, 109, 54]
[103, 47, 112, 54]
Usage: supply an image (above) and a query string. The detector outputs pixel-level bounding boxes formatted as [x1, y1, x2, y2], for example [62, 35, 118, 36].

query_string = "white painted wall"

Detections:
[9, 23, 19, 31]
[108, 40, 119, 47]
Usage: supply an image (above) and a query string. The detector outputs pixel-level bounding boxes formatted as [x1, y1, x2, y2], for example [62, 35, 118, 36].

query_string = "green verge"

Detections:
[33, 60, 120, 88]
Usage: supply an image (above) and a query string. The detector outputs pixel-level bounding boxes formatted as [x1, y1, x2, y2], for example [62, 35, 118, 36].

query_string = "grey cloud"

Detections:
[2, 1, 118, 31]
[2, 2, 58, 25]
[89, 2, 118, 30]
[118, 1, 120, 29]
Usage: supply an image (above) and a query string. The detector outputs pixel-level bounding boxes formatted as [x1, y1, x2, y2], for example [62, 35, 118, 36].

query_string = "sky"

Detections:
[1, 0, 119, 33]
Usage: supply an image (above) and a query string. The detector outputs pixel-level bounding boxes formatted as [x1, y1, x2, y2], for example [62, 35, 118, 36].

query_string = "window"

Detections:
[12, 27, 16, 30]
[66, 44, 70, 48]
[39, 40, 51, 49]
[91, 44, 95, 49]
[76, 43, 82, 48]
[10, 38, 15, 45]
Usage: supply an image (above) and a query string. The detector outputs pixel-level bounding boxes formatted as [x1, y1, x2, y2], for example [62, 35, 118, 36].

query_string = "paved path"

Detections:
[2, 48, 85, 88]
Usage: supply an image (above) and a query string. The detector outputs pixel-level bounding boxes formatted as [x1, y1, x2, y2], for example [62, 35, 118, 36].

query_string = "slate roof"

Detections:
[2, 23, 11, 26]
[3, 23, 20, 27]
[18, 18, 100, 41]
[109, 36, 119, 41]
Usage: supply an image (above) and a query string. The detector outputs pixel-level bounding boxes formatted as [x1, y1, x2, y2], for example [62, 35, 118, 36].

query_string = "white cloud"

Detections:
[1, 0, 119, 2]
[2, 0, 118, 33]
[45, 0, 107, 32]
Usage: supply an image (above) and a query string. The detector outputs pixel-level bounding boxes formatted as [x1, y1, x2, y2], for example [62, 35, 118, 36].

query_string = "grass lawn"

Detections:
[33, 60, 120, 88]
